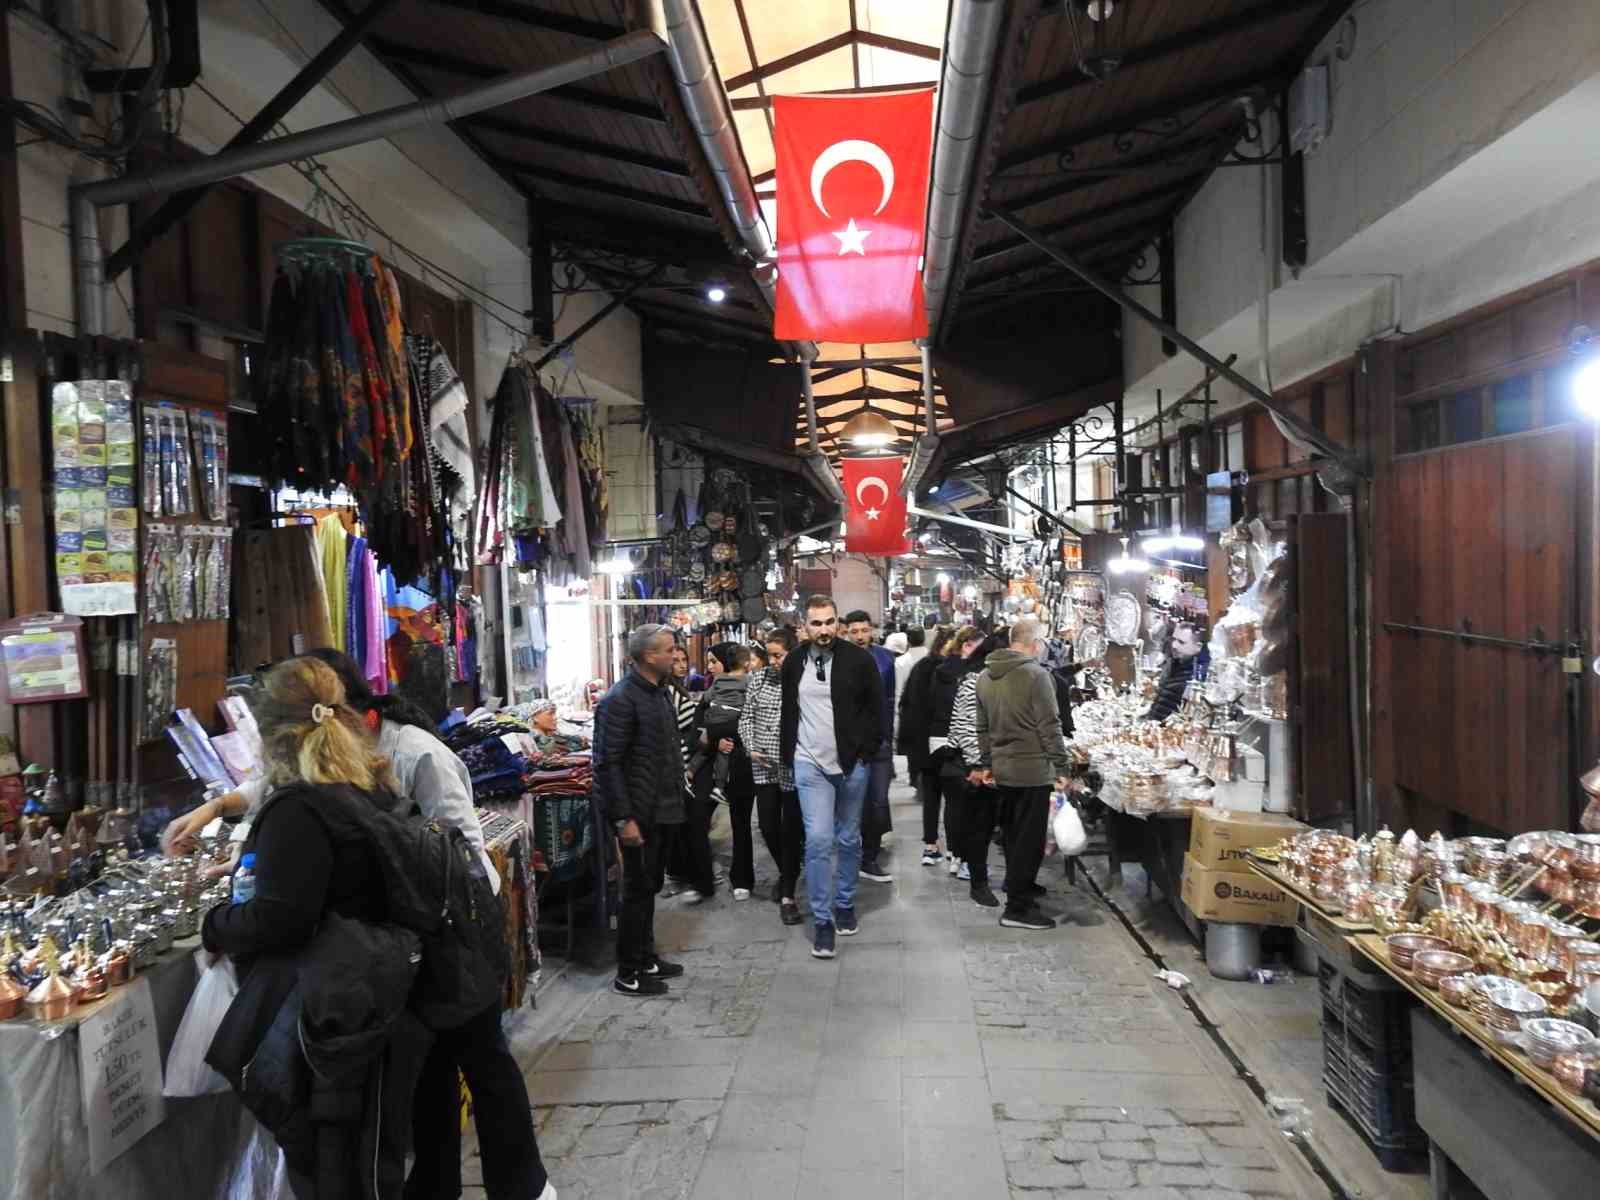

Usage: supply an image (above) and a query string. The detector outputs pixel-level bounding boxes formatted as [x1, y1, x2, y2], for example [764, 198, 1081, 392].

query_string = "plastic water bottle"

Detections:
[232, 852, 257, 904]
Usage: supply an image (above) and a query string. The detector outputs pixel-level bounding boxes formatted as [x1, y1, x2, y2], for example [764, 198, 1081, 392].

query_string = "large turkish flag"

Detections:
[772, 90, 934, 342]
[841, 456, 911, 556]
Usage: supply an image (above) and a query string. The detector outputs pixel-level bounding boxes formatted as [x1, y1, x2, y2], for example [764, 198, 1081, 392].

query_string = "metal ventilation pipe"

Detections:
[659, 1, 773, 293]
[921, 0, 1005, 343]
[657, 0, 818, 363]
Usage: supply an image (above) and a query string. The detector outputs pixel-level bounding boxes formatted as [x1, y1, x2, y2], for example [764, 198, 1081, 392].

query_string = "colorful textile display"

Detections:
[477, 361, 608, 580]
[480, 808, 538, 1009]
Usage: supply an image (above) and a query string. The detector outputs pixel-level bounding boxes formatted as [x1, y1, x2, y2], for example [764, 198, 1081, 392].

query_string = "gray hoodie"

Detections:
[975, 649, 1072, 788]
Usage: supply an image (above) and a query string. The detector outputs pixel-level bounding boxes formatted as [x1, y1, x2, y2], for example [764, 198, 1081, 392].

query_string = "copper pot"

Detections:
[1572, 835, 1600, 882]
[0, 972, 25, 1020]
[1514, 913, 1555, 962]
[1545, 924, 1590, 973]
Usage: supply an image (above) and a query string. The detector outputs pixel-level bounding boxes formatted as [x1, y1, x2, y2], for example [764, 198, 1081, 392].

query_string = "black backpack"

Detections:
[259, 784, 508, 1030]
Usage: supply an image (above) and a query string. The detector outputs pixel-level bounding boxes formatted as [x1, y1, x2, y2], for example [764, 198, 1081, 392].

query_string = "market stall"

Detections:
[1244, 826, 1600, 1192]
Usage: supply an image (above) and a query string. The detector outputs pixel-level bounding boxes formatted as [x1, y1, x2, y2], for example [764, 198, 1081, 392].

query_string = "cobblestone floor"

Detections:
[464, 774, 1328, 1200]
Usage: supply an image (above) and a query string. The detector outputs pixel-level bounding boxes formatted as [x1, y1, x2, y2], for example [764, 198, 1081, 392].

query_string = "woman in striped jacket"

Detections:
[739, 627, 806, 925]
[947, 632, 1009, 909]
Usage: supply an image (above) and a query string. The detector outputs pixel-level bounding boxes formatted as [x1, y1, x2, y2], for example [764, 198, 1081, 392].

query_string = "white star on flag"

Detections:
[864, 507, 881, 520]
[833, 218, 871, 256]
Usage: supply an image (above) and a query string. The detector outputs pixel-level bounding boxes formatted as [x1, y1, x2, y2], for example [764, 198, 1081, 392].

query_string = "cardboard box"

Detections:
[1181, 854, 1299, 926]
[1188, 806, 1307, 869]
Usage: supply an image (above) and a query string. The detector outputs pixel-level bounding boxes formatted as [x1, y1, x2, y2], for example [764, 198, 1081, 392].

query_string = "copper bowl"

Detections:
[1494, 900, 1536, 937]
[1485, 983, 1548, 1035]
[1545, 923, 1590, 972]
[1572, 835, 1600, 882]
[1413, 949, 1474, 989]
[1472, 976, 1517, 1024]
[1552, 1050, 1600, 1095]
[1387, 933, 1450, 973]
[1439, 973, 1480, 1009]
[1523, 1017, 1595, 1069]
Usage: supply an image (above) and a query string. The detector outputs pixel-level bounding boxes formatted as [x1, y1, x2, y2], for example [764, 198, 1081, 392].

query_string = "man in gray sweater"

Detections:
[975, 618, 1072, 930]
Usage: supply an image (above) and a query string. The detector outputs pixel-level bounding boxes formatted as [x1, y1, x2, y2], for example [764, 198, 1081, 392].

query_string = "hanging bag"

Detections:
[1052, 792, 1088, 857]
[163, 950, 239, 1097]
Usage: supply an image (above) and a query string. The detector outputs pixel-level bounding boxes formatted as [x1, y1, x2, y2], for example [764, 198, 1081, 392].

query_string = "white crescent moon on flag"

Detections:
[855, 477, 890, 507]
[811, 140, 895, 219]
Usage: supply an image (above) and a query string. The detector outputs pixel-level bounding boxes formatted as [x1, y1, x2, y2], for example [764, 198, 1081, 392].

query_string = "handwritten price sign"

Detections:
[77, 976, 165, 1173]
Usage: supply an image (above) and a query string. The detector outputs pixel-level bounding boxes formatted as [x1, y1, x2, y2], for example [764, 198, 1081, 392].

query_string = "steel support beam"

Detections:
[986, 208, 1364, 473]
[527, 197, 554, 343]
[367, 37, 666, 122]
[971, 175, 1199, 267]
[426, 1, 624, 41]
[1158, 227, 1177, 358]
[75, 18, 670, 334]
[920, 342, 936, 436]
[104, 0, 404, 281]
[1279, 90, 1308, 269]
[531, 264, 663, 369]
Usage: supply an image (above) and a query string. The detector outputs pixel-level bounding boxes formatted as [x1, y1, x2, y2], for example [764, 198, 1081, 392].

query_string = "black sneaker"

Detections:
[859, 860, 893, 883]
[614, 971, 669, 996]
[812, 922, 837, 958]
[921, 845, 941, 866]
[834, 905, 859, 935]
[970, 885, 1000, 909]
[771, 882, 785, 904]
[1000, 907, 1056, 931]
[780, 899, 803, 926]
[645, 957, 685, 979]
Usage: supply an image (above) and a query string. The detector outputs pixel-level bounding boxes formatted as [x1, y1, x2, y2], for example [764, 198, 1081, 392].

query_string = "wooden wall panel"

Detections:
[1296, 512, 1354, 822]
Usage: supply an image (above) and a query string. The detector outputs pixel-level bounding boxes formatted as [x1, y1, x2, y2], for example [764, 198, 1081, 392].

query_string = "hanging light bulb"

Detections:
[840, 407, 897, 448]
[1108, 536, 1150, 574]
[1143, 526, 1205, 554]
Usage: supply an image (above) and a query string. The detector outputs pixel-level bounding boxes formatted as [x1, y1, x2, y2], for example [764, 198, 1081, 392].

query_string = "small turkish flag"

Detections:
[842, 456, 910, 556]
[772, 90, 934, 342]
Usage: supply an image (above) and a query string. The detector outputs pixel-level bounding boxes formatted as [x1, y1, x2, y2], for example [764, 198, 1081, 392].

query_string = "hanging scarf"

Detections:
[346, 270, 389, 480]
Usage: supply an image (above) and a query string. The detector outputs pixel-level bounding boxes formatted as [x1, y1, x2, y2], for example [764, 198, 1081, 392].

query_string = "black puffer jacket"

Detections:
[897, 654, 939, 768]
[928, 655, 971, 739]
[594, 669, 687, 827]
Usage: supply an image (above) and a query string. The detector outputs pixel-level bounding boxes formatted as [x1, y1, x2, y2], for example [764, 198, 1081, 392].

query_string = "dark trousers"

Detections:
[998, 785, 1050, 912]
[753, 783, 803, 898]
[726, 788, 760, 891]
[861, 753, 892, 863]
[917, 766, 942, 845]
[667, 777, 718, 895]
[952, 777, 999, 888]
[405, 1003, 548, 1200]
[619, 829, 669, 973]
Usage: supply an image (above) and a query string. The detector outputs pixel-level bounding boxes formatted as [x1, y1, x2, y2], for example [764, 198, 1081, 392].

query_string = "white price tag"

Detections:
[77, 976, 166, 1173]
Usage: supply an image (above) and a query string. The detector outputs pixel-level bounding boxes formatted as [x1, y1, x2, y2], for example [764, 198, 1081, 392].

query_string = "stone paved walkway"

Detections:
[469, 774, 1328, 1200]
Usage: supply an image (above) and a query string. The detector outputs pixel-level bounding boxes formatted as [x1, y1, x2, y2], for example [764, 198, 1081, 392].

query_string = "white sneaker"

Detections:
[733, 887, 751, 901]
[957, 862, 971, 881]
[947, 855, 960, 876]
[537, 1182, 557, 1200]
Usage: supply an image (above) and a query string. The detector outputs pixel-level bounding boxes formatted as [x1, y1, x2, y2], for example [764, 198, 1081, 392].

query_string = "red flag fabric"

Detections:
[772, 90, 934, 342]
[841, 457, 910, 556]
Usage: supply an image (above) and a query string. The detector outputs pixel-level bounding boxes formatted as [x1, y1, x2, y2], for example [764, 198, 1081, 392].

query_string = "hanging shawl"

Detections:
[524, 365, 562, 528]
[346, 270, 390, 479]
[372, 261, 412, 457]
[556, 403, 590, 578]
[331, 272, 375, 488]
[316, 269, 350, 488]
[412, 336, 474, 501]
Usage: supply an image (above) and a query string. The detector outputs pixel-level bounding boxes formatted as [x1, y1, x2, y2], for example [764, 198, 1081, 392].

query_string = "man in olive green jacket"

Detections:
[975, 618, 1071, 930]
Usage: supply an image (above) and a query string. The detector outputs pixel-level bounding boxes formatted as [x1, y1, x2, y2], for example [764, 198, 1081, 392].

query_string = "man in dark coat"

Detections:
[595, 623, 688, 996]
[780, 596, 884, 959]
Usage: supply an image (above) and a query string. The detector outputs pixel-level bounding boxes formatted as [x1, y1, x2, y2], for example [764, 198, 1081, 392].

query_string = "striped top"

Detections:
[949, 673, 983, 769]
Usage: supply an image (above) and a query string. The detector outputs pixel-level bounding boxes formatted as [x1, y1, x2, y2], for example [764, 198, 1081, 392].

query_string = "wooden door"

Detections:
[1379, 430, 1580, 834]
[1295, 512, 1355, 822]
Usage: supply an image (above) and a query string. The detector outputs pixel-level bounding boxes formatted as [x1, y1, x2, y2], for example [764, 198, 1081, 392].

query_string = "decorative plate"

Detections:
[1074, 625, 1106, 663]
[1105, 591, 1142, 645]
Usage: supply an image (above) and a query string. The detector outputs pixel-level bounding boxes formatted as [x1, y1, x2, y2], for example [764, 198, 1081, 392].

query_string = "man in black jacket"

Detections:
[595, 623, 688, 996]
[780, 595, 884, 959]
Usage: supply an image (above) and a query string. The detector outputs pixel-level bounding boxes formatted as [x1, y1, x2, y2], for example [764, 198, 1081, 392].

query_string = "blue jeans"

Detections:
[794, 757, 868, 923]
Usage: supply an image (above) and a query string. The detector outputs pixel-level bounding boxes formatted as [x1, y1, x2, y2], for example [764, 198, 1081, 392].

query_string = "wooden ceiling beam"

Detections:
[423, 1, 624, 42]
[963, 235, 1150, 296]
[722, 28, 940, 93]
[494, 158, 713, 219]
[1017, 0, 1323, 108]
[997, 70, 1280, 171]
[368, 37, 666, 122]
[542, 205, 736, 268]
[461, 115, 690, 177]
[993, 125, 1234, 214]
[631, 298, 773, 340]
[723, 30, 853, 92]
[731, 80, 936, 111]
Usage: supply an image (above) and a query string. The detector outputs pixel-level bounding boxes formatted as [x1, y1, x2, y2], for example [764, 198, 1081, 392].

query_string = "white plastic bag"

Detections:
[1052, 795, 1088, 857]
[163, 949, 238, 1097]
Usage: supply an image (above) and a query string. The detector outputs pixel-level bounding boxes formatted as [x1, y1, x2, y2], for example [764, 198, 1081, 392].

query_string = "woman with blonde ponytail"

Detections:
[203, 656, 396, 956]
